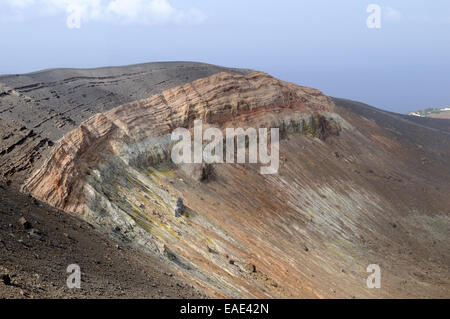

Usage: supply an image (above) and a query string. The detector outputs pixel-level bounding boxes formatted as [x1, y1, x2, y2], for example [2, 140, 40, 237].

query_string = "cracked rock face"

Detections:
[22, 71, 341, 211]
[21, 71, 347, 297]
[13, 67, 450, 298]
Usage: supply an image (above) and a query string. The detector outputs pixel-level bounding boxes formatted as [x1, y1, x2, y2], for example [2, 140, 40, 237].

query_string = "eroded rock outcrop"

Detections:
[22, 71, 347, 297]
[23, 71, 341, 212]
[19, 70, 449, 298]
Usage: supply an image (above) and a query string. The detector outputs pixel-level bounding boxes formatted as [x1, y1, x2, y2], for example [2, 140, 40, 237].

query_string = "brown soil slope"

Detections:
[1, 63, 449, 298]
[0, 183, 205, 298]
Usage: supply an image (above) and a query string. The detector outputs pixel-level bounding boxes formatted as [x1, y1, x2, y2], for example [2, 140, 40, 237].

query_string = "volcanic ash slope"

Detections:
[22, 71, 450, 298]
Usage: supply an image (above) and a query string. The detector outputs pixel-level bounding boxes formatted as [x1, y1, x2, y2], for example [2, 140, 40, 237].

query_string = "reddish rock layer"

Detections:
[23, 71, 337, 210]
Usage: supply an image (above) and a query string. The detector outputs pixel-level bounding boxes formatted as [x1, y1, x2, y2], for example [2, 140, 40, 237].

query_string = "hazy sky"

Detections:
[1, 0, 449, 113]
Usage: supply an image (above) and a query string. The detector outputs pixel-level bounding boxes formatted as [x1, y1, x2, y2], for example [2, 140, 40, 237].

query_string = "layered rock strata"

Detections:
[20, 71, 449, 298]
